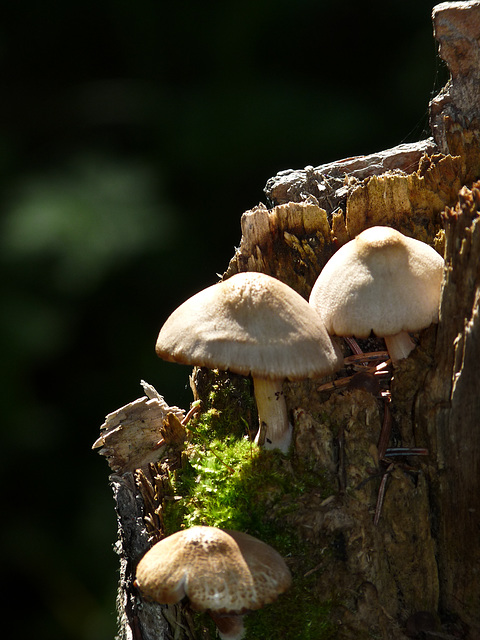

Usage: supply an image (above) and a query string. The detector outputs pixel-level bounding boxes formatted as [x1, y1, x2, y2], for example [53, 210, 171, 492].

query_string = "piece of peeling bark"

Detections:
[93, 380, 185, 474]
[264, 139, 438, 209]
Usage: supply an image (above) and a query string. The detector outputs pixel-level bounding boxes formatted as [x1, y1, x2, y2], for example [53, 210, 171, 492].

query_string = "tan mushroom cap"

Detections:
[309, 226, 445, 338]
[156, 272, 342, 380]
[135, 526, 292, 614]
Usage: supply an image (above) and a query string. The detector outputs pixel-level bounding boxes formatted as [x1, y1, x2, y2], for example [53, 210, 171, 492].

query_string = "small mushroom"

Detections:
[134, 525, 292, 639]
[156, 272, 342, 452]
[309, 226, 445, 362]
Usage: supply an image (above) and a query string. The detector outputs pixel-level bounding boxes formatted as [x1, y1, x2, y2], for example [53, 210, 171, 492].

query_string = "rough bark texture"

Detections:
[96, 383, 197, 640]
[417, 183, 480, 635]
[95, 3, 480, 639]
[263, 139, 437, 212]
[111, 472, 168, 640]
[430, 0, 480, 173]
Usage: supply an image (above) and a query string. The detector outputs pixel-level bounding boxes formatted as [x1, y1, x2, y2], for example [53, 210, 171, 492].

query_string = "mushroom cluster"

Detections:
[140, 226, 445, 638]
[135, 526, 292, 640]
[156, 271, 342, 453]
[309, 226, 445, 363]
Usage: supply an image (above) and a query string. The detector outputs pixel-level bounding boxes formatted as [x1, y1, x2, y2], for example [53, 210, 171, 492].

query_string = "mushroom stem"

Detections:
[252, 377, 292, 453]
[383, 331, 416, 363]
[208, 611, 245, 640]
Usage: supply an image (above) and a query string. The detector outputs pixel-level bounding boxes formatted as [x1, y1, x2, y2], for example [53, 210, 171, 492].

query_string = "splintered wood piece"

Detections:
[224, 198, 333, 295]
[345, 153, 464, 239]
[264, 139, 437, 209]
[93, 382, 185, 474]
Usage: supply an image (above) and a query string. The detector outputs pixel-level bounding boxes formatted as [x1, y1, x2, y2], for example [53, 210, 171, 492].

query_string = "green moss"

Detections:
[161, 382, 339, 638]
[164, 407, 334, 543]
[192, 368, 258, 440]
[246, 588, 337, 640]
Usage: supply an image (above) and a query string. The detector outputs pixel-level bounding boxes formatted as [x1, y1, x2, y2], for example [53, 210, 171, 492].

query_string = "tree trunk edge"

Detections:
[418, 185, 480, 636]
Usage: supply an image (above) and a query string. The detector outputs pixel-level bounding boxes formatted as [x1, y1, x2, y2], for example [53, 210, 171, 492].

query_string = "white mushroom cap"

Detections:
[156, 272, 343, 452]
[156, 272, 342, 381]
[135, 526, 292, 615]
[309, 226, 444, 354]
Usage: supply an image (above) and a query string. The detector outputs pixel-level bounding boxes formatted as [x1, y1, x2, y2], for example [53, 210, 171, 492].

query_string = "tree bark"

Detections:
[95, 3, 480, 639]
[417, 183, 480, 634]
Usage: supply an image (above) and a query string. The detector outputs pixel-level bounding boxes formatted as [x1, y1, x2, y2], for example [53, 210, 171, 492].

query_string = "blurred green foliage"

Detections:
[0, 1, 445, 638]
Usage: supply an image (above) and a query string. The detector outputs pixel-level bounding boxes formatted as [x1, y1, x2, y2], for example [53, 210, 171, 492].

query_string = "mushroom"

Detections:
[156, 271, 342, 452]
[309, 226, 445, 362]
[134, 525, 292, 639]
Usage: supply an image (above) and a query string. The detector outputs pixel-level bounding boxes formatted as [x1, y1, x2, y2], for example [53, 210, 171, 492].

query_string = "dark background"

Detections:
[1, 1, 446, 638]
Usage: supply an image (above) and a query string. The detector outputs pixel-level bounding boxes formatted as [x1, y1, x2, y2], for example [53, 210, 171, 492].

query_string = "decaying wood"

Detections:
[95, 383, 190, 640]
[430, 0, 480, 175]
[111, 472, 169, 640]
[264, 139, 437, 211]
[418, 181, 480, 634]
[93, 380, 185, 474]
[95, 3, 480, 639]
[224, 152, 460, 295]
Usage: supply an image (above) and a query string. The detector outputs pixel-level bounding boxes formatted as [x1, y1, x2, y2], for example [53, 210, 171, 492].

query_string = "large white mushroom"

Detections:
[156, 271, 342, 453]
[134, 526, 292, 640]
[309, 226, 445, 362]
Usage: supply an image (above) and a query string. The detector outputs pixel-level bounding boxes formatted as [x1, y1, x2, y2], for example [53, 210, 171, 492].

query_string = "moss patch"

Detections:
[162, 376, 339, 639]
[245, 579, 337, 640]
[164, 409, 334, 542]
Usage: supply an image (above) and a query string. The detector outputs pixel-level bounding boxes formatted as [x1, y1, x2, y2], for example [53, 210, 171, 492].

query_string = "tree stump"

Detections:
[94, 3, 480, 639]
